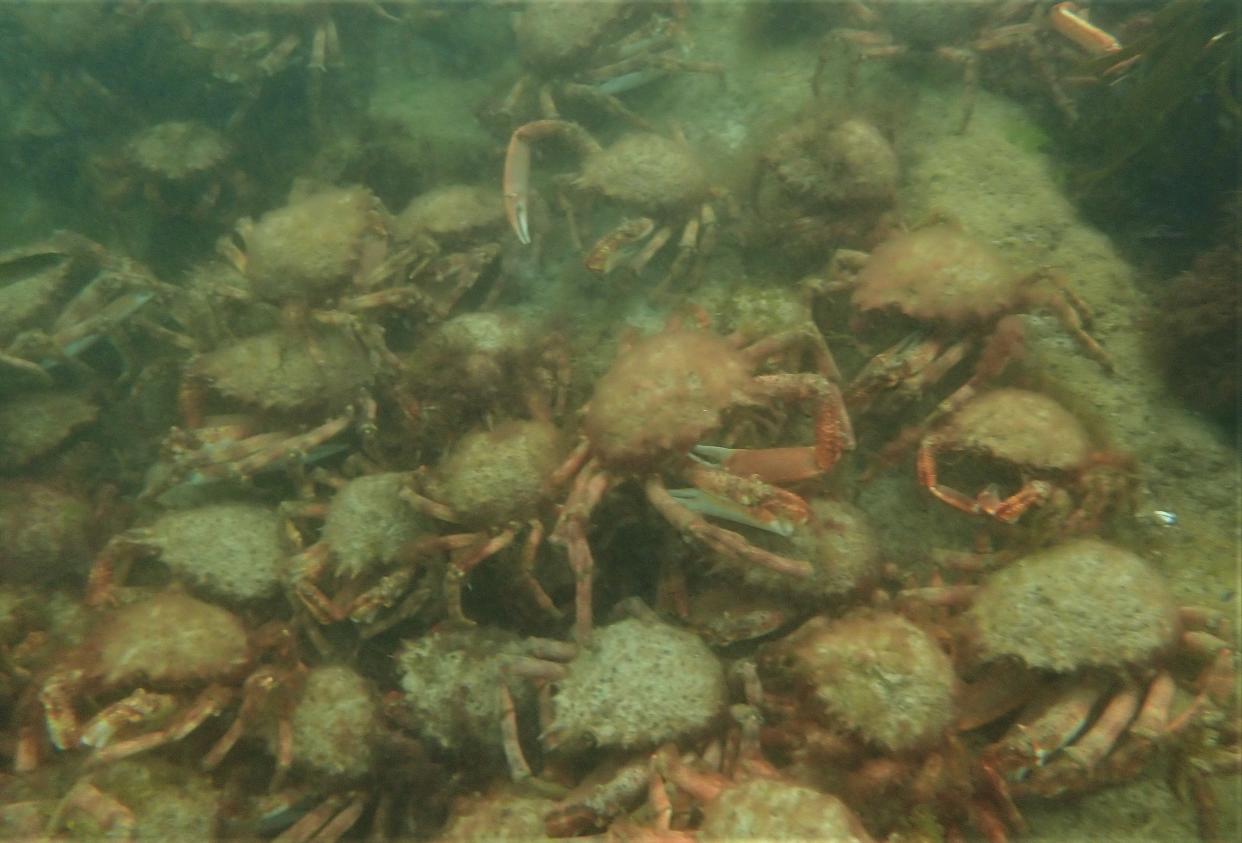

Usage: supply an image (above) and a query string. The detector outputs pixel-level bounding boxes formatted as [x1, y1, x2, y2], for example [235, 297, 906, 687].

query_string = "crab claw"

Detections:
[504, 120, 602, 247]
[503, 129, 533, 245]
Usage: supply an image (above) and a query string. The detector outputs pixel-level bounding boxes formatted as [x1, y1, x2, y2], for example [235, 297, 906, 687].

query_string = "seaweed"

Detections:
[1072, 0, 1238, 189]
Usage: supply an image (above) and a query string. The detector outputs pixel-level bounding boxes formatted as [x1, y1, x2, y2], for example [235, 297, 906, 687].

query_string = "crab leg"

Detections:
[585, 217, 656, 274]
[672, 461, 810, 536]
[517, 518, 559, 616]
[750, 372, 855, 471]
[498, 682, 533, 781]
[89, 684, 235, 767]
[202, 668, 283, 770]
[1061, 682, 1142, 769]
[39, 669, 85, 750]
[646, 476, 813, 579]
[504, 120, 603, 245]
[272, 791, 365, 843]
[1049, 2, 1121, 54]
[445, 529, 517, 625]
[917, 435, 1053, 523]
[79, 689, 176, 749]
[692, 444, 825, 487]
[550, 459, 613, 643]
[545, 754, 651, 837]
[46, 782, 135, 839]
[985, 675, 1111, 776]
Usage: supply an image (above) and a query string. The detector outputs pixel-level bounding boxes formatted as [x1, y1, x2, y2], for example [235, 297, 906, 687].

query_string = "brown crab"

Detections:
[219, 183, 499, 324]
[282, 471, 451, 633]
[756, 611, 1024, 841]
[749, 115, 898, 261]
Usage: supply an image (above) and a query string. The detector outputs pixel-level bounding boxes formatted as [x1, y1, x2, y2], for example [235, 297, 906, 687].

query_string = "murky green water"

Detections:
[0, 2, 1237, 841]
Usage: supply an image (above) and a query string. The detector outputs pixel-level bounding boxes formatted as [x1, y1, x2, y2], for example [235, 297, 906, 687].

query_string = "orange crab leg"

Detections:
[692, 444, 824, 486]
[503, 119, 602, 245]
[917, 437, 1053, 523]
[1063, 683, 1142, 769]
[202, 668, 282, 770]
[1049, 2, 1121, 54]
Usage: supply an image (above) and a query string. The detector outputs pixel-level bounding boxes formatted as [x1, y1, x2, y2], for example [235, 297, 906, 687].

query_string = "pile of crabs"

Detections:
[0, 3, 1236, 842]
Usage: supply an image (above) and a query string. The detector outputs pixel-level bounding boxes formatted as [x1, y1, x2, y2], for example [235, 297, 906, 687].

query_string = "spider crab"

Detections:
[499, 0, 722, 128]
[814, 0, 1125, 129]
[550, 320, 854, 642]
[916, 387, 1135, 532]
[0, 232, 166, 388]
[810, 221, 1112, 469]
[504, 119, 721, 288]
[756, 612, 1023, 842]
[401, 419, 570, 625]
[900, 538, 1238, 834]
[24, 591, 296, 772]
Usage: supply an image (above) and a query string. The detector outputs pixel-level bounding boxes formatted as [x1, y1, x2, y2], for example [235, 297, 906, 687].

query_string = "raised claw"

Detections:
[503, 129, 533, 245]
[503, 120, 602, 247]
[691, 444, 824, 487]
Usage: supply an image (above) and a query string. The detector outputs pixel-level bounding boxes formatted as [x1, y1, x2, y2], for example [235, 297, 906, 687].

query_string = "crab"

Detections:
[281, 471, 453, 633]
[813, 0, 1118, 130]
[33, 757, 222, 840]
[190, 0, 400, 128]
[142, 321, 392, 497]
[0, 479, 99, 589]
[394, 183, 507, 250]
[88, 120, 246, 221]
[755, 611, 1024, 842]
[916, 387, 1136, 532]
[392, 184, 514, 312]
[85, 501, 292, 607]
[395, 625, 577, 774]
[656, 493, 881, 642]
[25, 591, 295, 771]
[401, 419, 571, 625]
[648, 737, 879, 842]
[812, 221, 1111, 450]
[400, 310, 572, 446]
[0, 388, 98, 471]
[749, 115, 898, 261]
[497, 0, 722, 129]
[901, 538, 1238, 826]
[493, 608, 729, 792]
[141, 410, 357, 500]
[218, 184, 390, 307]
[0, 232, 165, 388]
[219, 183, 500, 325]
[504, 120, 721, 288]
[204, 663, 426, 841]
[549, 320, 854, 641]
